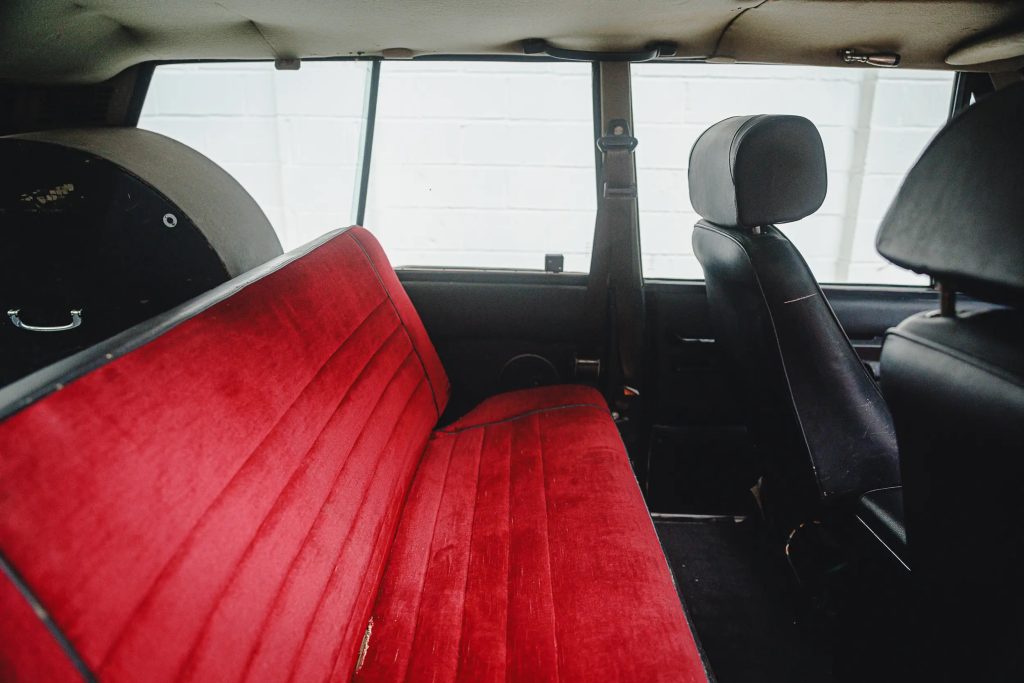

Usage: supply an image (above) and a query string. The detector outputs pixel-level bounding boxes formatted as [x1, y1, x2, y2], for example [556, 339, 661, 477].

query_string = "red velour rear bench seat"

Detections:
[0, 227, 706, 682]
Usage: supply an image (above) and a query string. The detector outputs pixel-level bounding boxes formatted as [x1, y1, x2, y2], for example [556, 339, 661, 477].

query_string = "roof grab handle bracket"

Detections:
[523, 38, 677, 62]
[840, 48, 900, 68]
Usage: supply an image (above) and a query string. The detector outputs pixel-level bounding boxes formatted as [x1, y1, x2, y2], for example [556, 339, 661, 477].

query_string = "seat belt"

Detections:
[583, 62, 645, 411]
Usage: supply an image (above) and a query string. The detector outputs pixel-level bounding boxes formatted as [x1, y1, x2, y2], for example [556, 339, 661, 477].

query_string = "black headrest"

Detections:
[688, 114, 827, 229]
[876, 83, 1024, 306]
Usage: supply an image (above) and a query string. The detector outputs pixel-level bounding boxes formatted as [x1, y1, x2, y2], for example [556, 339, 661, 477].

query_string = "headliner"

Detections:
[1, 0, 1023, 84]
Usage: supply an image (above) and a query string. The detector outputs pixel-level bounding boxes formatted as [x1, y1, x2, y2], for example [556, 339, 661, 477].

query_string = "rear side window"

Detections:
[140, 62, 369, 251]
[632, 65, 954, 285]
[140, 60, 595, 271]
[364, 61, 595, 272]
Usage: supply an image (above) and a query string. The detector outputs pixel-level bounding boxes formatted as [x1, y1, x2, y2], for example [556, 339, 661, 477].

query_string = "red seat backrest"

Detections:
[0, 227, 449, 681]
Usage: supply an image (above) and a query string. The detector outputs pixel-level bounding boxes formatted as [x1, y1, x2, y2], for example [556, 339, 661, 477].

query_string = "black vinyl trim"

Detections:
[355, 60, 381, 226]
[0, 227, 354, 422]
[0, 551, 96, 682]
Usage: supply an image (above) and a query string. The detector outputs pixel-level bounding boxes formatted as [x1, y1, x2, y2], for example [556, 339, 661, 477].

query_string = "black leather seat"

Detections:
[688, 115, 900, 522]
[874, 83, 1024, 679]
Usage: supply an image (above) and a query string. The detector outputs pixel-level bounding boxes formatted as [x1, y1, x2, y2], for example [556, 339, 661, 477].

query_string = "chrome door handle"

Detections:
[7, 309, 83, 332]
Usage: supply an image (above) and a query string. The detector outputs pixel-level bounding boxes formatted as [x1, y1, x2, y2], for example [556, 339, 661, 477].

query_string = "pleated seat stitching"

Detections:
[283, 375, 427, 682]
[536, 413, 562, 682]
[308, 377, 435, 681]
[168, 325, 409, 679]
[398, 433, 461, 683]
[346, 232, 443, 418]
[97, 298, 391, 668]
[323, 423, 428, 683]
[503, 425, 514, 682]
[235, 349, 418, 681]
[452, 425, 486, 682]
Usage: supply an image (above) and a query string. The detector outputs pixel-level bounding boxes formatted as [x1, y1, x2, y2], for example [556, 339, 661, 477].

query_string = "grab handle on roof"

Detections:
[522, 38, 677, 62]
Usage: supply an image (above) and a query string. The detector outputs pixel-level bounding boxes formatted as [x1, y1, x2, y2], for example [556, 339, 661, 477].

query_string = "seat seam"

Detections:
[452, 426, 486, 682]
[535, 413, 562, 682]
[171, 319, 403, 678]
[347, 231, 443, 418]
[233, 349, 419, 681]
[503, 423, 514, 682]
[398, 432, 461, 683]
[99, 299, 393, 669]
[437, 403, 608, 435]
[284, 373, 427, 683]
[324, 405, 432, 682]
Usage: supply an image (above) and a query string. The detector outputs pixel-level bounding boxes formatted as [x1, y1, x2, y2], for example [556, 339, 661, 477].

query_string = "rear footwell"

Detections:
[655, 518, 836, 683]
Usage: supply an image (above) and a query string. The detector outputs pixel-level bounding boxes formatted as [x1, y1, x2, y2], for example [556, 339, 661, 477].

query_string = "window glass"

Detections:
[139, 61, 369, 250]
[632, 64, 954, 284]
[364, 61, 596, 271]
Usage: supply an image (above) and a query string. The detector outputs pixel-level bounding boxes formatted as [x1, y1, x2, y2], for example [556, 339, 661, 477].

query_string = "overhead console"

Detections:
[0, 128, 283, 388]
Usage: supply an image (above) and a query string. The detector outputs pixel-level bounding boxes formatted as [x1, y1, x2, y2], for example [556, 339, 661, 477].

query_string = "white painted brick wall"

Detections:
[139, 61, 952, 284]
[632, 63, 952, 283]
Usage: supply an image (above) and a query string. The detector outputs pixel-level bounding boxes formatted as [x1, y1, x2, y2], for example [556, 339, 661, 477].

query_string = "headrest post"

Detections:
[939, 283, 957, 317]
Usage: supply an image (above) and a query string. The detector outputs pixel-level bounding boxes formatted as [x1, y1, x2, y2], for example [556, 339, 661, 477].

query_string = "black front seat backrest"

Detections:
[688, 115, 899, 520]
[0, 128, 283, 388]
[875, 83, 1024, 677]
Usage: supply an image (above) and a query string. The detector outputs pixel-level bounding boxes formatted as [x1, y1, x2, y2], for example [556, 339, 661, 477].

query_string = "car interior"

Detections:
[0, 2, 1022, 682]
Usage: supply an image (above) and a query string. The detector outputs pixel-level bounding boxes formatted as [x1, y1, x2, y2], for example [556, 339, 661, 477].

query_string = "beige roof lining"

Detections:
[1, 0, 1023, 84]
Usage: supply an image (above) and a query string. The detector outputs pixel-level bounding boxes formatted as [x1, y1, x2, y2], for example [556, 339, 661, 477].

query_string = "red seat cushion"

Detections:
[0, 227, 449, 681]
[0, 228, 706, 682]
[356, 386, 707, 682]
